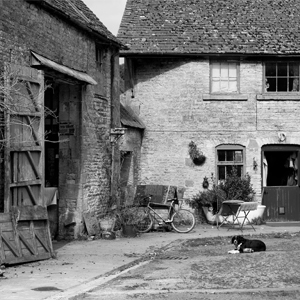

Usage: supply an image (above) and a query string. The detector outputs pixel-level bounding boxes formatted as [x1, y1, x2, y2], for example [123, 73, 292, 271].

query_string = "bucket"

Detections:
[122, 225, 138, 237]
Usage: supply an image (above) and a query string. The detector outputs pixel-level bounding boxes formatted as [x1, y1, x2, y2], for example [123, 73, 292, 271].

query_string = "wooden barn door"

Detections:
[0, 64, 53, 265]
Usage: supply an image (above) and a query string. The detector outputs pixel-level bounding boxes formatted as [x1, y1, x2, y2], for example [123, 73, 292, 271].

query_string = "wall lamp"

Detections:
[253, 157, 258, 171]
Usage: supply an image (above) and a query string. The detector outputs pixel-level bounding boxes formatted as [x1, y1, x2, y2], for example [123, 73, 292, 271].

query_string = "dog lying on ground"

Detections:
[228, 235, 266, 254]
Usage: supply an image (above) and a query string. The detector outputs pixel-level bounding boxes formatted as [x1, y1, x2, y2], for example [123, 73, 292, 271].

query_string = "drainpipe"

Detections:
[110, 49, 120, 209]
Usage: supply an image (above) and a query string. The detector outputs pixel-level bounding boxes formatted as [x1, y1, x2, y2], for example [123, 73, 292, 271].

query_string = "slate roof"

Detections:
[121, 104, 145, 129]
[28, 0, 122, 46]
[118, 0, 300, 55]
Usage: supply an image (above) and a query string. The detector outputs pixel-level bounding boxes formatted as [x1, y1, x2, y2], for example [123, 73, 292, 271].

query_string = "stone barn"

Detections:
[0, 0, 123, 264]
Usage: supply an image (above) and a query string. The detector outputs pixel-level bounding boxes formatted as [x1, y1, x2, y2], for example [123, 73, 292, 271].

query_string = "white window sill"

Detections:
[257, 94, 300, 100]
[203, 94, 248, 101]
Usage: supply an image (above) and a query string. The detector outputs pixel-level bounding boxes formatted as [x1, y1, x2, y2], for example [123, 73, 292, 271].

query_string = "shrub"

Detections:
[189, 169, 255, 216]
[218, 168, 255, 202]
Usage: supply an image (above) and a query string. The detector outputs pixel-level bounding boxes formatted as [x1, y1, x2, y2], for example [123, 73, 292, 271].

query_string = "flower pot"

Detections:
[122, 224, 138, 237]
[202, 206, 224, 225]
[193, 156, 206, 166]
[99, 217, 116, 232]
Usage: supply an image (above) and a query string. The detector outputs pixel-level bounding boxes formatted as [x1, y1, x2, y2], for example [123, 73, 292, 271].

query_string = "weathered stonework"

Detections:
[0, 0, 121, 239]
[123, 57, 300, 202]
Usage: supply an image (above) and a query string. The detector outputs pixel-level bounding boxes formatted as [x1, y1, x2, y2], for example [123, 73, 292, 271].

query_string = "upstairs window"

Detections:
[211, 62, 238, 93]
[216, 145, 245, 181]
[265, 62, 300, 92]
[96, 45, 106, 72]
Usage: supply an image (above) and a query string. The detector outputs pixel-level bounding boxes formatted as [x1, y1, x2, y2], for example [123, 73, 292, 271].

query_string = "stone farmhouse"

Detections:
[0, 0, 123, 264]
[118, 0, 300, 222]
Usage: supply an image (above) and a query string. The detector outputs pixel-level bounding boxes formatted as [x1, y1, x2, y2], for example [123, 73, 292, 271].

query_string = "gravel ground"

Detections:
[82, 232, 300, 299]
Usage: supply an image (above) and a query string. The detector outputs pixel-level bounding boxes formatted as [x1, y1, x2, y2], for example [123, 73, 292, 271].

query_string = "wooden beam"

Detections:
[12, 206, 48, 221]
[25, 115, 40, 146]
[18, 231, 37, 255]
[34, 231, 50, 252]
[1, 233, 20, 257]
[25, 81, 40, 112]
[26, 151, 41, 179]
[25, 185, 38, 206]
[10, 179, 42, 187]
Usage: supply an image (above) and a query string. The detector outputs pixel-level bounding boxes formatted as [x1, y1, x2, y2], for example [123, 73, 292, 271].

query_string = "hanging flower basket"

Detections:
[188, 141, 206, 166]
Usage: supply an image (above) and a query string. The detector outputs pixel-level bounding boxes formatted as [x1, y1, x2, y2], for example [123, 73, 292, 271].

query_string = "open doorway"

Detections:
[44, 79, 59, 239]
[262, 145, 300, 221]
[264, 151, 298, 186]
[45, 79, 59, 188]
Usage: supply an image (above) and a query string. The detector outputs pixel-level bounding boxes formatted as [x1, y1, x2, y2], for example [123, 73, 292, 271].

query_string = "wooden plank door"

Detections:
[0, 63, 53, 265]
[262, 146, 300, 221]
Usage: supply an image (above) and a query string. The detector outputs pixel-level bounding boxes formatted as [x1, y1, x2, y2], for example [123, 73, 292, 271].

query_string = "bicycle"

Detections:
[135, 195, 196, 233]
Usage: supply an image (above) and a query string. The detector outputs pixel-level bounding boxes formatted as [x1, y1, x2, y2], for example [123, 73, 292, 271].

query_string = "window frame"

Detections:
[215, 144, 245, 181]
[210, 61, 240, 94]
[263, 61, 300, 94]
[95, 45, 106, 72]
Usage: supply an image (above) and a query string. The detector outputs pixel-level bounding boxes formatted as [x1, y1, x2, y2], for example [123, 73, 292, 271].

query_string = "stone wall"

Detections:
[0, 0, 120, 238]
[119, 127, 143, 204]
[123, 57, 300, 202]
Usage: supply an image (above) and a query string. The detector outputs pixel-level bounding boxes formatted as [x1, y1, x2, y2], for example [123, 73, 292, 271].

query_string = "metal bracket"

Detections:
[110, 127, 127, 143]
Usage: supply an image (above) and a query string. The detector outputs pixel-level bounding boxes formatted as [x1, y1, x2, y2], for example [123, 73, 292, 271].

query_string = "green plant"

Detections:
[188, 174, 226, 214]
[218, 168, 255, 202]
[188, 141, 206, 166]
[189, 169, 255, 215]
[251, 217, 266, 225]
[116, 205, 144, 226]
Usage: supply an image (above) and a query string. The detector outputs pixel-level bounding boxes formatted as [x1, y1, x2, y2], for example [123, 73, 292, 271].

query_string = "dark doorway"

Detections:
[262, 145, 300, 221]
[44, 79, 59, 188]
[264, 151, 297, 186]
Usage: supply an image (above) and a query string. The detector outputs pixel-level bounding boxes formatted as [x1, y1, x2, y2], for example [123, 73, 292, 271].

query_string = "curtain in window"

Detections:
[263, 154, 268, 187]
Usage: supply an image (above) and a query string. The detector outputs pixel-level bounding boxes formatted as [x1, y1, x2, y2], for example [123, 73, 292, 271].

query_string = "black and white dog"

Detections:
[229, 235, 266, 254]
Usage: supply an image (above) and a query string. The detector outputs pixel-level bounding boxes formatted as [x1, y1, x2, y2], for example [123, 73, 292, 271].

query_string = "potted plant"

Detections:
[189, 170, 256, 224]
[188, 178, 226, 224]
[116, 205, 143, 237]
[98, 200, 118, 234]
[188, 141, 206, 166]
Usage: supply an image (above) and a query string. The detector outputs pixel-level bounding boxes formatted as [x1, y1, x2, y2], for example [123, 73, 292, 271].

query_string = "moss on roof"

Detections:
[118, 0, 300, 55]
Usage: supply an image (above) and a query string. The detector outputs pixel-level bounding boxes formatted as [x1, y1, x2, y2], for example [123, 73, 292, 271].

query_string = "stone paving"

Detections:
[1, 224, 300, 300]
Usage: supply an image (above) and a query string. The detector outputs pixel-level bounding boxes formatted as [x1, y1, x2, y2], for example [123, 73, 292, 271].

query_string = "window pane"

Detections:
[211, 80, 220, 92]
[211, 64, 220, 78]
[229, 64, 237, 77]
[266, 77, 276, 92]
[218, 150, 226, 161]
[289, 63, 299, 76]
[290, 78, 299, 91]
[220, 64, 228, 78]
[277, 78, 288, 92]
[228, 80, 237, 92]
[266, 63, 276, 76]
[278, 63, 287, 76]
[226, 151, 234, 161]
[235, 151, 243, 162]
[220, 80, 228, 92]
[218, 166, 225, 180]
[227, 165, 233, 176]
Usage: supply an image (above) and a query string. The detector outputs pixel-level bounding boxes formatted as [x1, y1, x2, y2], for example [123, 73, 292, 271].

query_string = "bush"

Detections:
[218, 168, 255, 202]
[189, 169, 255, 215]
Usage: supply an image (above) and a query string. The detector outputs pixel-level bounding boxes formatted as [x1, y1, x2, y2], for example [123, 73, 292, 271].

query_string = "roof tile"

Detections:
[32, 0, 122, 45]
[118, 0, 300, 55]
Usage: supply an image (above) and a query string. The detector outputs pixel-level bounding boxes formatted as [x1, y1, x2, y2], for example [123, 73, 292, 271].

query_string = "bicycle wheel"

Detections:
[171, 209, 196, 233]
[135, 208, 153, 233]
